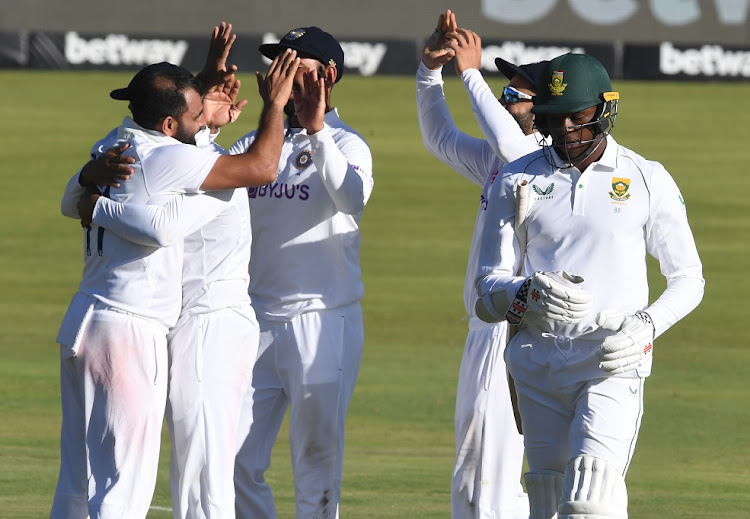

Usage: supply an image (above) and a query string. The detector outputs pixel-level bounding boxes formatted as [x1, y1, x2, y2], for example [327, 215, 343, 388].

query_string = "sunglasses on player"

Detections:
[501, 86, 534, 104]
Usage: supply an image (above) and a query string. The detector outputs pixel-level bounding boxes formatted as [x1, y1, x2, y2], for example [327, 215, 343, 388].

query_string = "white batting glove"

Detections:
[524, 271, 593, 323]
[597, 311, 655, 374]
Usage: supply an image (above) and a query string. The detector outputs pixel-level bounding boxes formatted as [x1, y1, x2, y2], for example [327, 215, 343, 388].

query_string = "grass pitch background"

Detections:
[0, 71, 747, 517]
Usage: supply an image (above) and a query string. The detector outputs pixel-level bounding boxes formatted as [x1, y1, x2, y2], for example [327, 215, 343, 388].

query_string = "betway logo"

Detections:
[660, 42, 750, 77]
[65, 32, 188, 66]
[481, 41, 585, 71]
[261, 33, 386, 76]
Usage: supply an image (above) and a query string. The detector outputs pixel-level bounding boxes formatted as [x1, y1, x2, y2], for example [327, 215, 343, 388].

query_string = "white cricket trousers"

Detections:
[452, 319, 528, 519]
[166, 305, 259, 519]
[50, 305, 168, 519]
[505, 328, 645, 476]
[235, 303, 364, 519]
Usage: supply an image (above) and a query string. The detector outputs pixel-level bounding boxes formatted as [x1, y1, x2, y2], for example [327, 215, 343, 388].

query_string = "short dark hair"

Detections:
[110, 62, 202, 130]
[129, 72, 201, 129]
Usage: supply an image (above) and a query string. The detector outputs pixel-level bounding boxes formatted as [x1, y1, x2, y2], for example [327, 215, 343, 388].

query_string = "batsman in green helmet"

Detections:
[474, 52, 704, 519]
[533, 53, 619, 170]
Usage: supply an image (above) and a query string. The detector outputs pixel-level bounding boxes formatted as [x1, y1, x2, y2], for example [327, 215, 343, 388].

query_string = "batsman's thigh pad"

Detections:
[557, 456, 627, 518]
[525, 470, 564, 519]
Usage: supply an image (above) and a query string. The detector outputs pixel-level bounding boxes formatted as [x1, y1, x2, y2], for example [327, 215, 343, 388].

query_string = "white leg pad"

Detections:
[525, 470, 564, 519]
[557, 456, 628, 518]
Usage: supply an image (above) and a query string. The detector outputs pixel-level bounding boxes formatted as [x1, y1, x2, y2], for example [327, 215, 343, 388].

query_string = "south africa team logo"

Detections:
[609, 177, 631, 201]
[549, 71, 567, 96]
[294, 150, 313, 171]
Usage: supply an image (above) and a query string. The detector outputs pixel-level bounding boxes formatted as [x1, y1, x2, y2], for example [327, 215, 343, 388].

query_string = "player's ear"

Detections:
[324, 64, 337, 87]
[161, 116, 178, 137]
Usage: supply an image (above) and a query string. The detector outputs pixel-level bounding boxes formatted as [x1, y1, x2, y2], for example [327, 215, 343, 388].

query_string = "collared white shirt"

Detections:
[60, 118, 222, 328]
[230, 109, 373, 320]
[476, 136, 704, 366]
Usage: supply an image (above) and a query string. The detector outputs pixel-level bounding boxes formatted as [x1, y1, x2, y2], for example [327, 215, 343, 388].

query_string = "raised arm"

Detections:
[447, 28, 539, 163]
[200, 49, 300, 191]
[295, 68, 373, 214]
[195, 21, 239, 95]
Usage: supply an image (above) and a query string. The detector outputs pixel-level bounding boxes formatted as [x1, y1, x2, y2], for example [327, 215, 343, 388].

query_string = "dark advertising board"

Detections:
[28, 31, 226, 71]
[625, 42, 750, 81]
[0, 31, 27, 67]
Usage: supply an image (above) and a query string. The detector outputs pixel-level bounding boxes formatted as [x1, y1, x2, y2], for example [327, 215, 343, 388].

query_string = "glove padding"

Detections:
[597, 311, 655, 374]
[526, 271, 593, 323]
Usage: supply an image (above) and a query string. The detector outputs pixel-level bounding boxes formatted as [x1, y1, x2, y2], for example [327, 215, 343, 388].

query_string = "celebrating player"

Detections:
[417, 9, 547, 519]
[230, 27, 373, 519]
[51, 47, 298, 518]
[475, 53, 704, 518]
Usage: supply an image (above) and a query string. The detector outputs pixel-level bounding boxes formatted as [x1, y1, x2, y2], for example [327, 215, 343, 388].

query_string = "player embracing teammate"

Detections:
[51, 23, 372, 519]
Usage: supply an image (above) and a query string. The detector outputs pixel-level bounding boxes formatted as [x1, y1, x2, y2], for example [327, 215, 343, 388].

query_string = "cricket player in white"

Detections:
[417, 11, 547, 519]
[230, 28, 373, 519]
[52, 55, 297, 518]
[475, 53, 704, 518]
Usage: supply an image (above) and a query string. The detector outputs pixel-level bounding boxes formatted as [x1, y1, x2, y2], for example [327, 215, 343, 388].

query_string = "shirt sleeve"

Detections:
[228, 133, 255, 155]
[62, 129, 122, 219]
[308, 124, 373, 215]
[145, 143, 223, 195]
[462, 68, 541, 163]
[475, 172, 527, 309]
[91, 191, 232, 247]
[61, 171, 86, 219]
[416, 62, 498, 188]
[644, 164, 705, 338]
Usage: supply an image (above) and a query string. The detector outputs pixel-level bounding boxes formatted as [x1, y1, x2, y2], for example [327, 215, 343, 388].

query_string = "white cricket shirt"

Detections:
[229, 109, 373, 320]
[476, 137, 705, 364]
[60, 117, 221, 328]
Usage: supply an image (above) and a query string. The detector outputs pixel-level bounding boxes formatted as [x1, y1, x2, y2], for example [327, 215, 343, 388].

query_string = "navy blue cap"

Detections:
[260, 27, 344, 82]
[110, 62, 194, 100]
[495, 57, 548, 92]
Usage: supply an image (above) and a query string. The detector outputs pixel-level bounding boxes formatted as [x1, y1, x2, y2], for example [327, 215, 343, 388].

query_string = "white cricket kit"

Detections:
[417, 62, 540, 519]
[94, 186, 257, 519]
[229, 109, 373, 519]
[476, 137, 704, 474]
[52, 118, 220, 519]
[90, 133, 258, 518]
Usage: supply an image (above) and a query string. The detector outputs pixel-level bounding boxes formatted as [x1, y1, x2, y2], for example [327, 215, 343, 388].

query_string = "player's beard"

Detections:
[514, 111, 534, 135]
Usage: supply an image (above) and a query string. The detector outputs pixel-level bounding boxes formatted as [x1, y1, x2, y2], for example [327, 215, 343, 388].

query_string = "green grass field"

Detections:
[0, 70, 748, 518]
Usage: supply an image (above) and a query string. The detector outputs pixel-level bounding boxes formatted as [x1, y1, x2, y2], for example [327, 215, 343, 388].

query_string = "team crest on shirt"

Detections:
[294, 150, 313, 171]
[532, 183, 554, 199]
[609, 177, 631, 201]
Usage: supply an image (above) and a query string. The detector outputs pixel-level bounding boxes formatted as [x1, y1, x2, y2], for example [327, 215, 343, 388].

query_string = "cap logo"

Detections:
[328, 58, 336, 67]
[549, 70, 567, 96]
[285, 29, 306, 40]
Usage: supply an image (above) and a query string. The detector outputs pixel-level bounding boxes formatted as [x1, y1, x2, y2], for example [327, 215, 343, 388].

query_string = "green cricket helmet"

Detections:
[533, 53, 619, 167]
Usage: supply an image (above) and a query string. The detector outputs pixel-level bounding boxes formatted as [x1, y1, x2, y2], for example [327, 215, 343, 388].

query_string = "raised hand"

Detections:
[256, 49, 300, 109]
[445, 28, 483, 76]
[422, 10, 458, 70]
[79, 143, 135, 188]
[196, 22, 239, 94]
[203, 74, 248, 131]
[293, 67, 326, 134]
